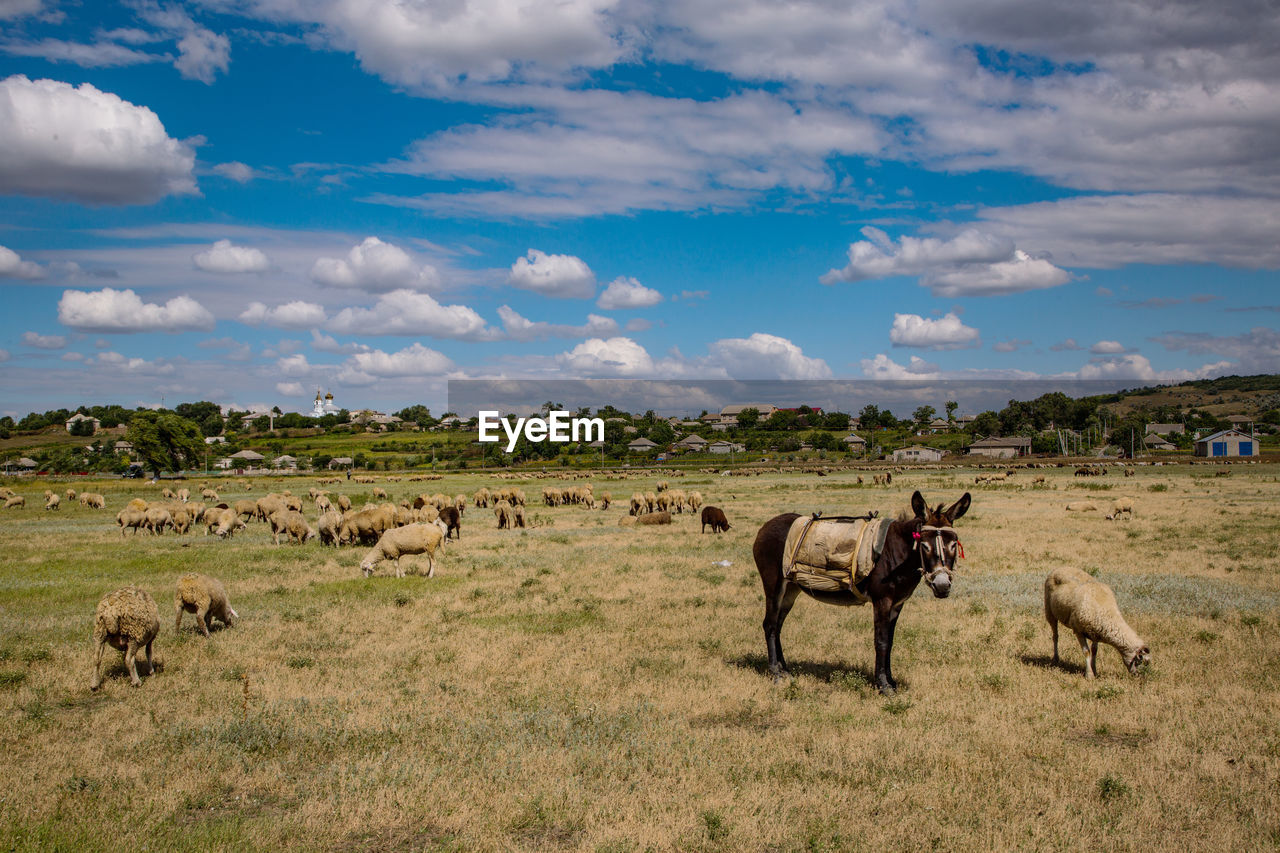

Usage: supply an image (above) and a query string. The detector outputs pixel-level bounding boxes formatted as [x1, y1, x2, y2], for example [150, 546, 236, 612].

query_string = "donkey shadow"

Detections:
[729, 653, 879, 688]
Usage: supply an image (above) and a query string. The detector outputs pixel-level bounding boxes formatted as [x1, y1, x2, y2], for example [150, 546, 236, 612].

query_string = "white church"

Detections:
[311, 390, 340, 417]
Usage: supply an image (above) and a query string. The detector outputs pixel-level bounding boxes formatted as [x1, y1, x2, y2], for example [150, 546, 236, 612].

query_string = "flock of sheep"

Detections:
[2, 467, 1155, 691]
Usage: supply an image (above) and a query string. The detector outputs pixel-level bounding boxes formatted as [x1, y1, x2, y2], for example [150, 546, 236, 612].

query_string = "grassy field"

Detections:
[1, 464, 1278, 851]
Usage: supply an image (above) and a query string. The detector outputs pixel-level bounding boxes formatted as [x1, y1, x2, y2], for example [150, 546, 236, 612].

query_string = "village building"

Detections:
[842, 433, 867, 451]
[1145, 423, 1186, 436]
[708, 440, 746, 454]
[966, 436, 1032, 459]
[893, 445, 945, 463]
[65, 413, 100, 434]
[1194, 429, 1257, 458]
[627, 437, 659, 453]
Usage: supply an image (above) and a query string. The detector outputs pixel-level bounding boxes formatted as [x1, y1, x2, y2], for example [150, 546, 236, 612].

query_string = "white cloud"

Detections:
[0, 0, 46, 21]
[344, 343, 454, 377]
[1068, 354, 1233, 382]
[326, 289, 489, 339]
[277, 354, 311, 377]
[61, 351, 84, 361]
[822, 227, 1071, 296]
[0, 38, 162, 68]
[197, 336, 252, 361]
[860, 353, 944, 380]
[1050, 338, 1083, 351]
[508, 249, 596, 299]
[889, 312, 980, 350]
[708, 333, 832, 379]
[193, 239, 271, 274]
[992, 338, 1031, 352]
[310, 329, 370, 355]
[0, 244, 46, 279]
[1090, 340, 1129, 354]
[276, 381, 306, 396]
[311, 237, 440, 292]
[174, 28, 230, 84]
[91, 350, 175, 374]
[596, 276, 663, 309]
[212, 161, 256, 183]
[240, 300, 326, 329]
[625, 317, 652, 332]
[57, 288, 215, 333]
[0, 75, 197, 204]
[558, 337, 656, 377]
[496, 305, 618, 341]
[21, 331, 65, 349]
[1153, 327, 1280, 375]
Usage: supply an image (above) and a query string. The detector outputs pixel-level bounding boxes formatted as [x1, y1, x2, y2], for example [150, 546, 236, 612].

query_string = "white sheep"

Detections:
[1105, 498, 1136, 521]
[174, 573, 238, 636]
[1064, 501, 1098, 512]
[44, 491, 60, 510]
[269, 510, 316, 545]
[360, 523, 445, 578]
[1044, 566, 1150, 679]
[90, 586, 160, 690]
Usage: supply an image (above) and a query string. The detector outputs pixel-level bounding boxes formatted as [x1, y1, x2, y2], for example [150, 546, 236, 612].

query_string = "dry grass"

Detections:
[1, 465, 1279, 851]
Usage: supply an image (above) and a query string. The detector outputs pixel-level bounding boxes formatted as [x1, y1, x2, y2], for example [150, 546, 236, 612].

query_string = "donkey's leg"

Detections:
[772, 584, 802, 677]
[882, 603, 906, 690]
[763, 583, 801, 681]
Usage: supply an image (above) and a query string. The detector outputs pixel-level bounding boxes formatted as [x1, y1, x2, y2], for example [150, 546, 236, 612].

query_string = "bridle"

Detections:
[913, 523, 963, 586]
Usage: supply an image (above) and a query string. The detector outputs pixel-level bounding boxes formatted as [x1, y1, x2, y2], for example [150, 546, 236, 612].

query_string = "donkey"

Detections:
[753, 490, 971, 694]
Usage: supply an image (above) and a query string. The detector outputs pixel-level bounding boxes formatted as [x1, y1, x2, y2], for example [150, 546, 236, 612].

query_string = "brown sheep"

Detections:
[437, 505, 462, 540]
[637, 511, 672, 525]
[701, 506, 731, 533]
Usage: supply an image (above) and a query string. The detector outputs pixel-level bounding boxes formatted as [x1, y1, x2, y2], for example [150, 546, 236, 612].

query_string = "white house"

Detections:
[893, 445, 945, 463]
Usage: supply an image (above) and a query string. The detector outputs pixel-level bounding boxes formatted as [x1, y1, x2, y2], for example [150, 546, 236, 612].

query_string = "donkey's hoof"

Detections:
[771, 670, 793, 685]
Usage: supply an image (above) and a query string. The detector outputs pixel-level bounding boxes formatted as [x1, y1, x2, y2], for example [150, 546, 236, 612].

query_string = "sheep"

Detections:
[599, 491, 612, 510]
[79, 492, 106, 509]
[65, 488, 77, 501]
[169, 507, 194, 535]
[454, 494, 467, 515]
[1065, 501, 1098, 512]
[629, 493, 645, 516]
[335, 494, 352, 513]
[126, 497, 148, 512]
[200, 488, 218, 502]
[232, 498, 258, 520]
[437, 505, 461, 540]
[90, 586, 160, 690]
[4, 495, 25, 509]
[315, 494, 333, 513]
[360, 523, 445, 578]
[372, 486, 388, 499]
[143, 506, 173, 535]
[686, 491, 703, 513]
[701, 505, 731, 533]
[256, 495, 287, 521]
[512, 504, 527, 529]
[494, 499, 515, 530]
[637, 511, 672, 526]
[1105, 498, 1136, 521]
[473, 488, 492, 508]
[1044, 566, 1150, 678]
[206, 507, 246, 538]
[269, 510, 316, 545]
[174, 573, 238, 636]
[116, 507, 147, 536]
[44, 491, 60, 510]
[317, 510, 342, 547]
[644, 492, 657, 513]
[161, 487, 176, 501]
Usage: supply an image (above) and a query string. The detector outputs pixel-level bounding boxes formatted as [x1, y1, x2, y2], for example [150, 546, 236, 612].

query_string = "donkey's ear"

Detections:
[945, 492, 971, 524]
[911, 491, 926, 520]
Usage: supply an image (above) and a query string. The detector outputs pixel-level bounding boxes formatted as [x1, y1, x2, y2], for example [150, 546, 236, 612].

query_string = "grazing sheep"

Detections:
[200, 488, 218, 502]
[79, 492, 106, 509]
[143, 506, 173, 535]
[232, 498, 258, 520]
[1065, 501, 1098, 512]
[90, 587, 160, 690]
[315, 494, 333, 513]
[169, 508, 193, 535]
[4, 495, 25, 509]
[438, 505, 462, 540]
[207, 507, 246, 539]
[360, 523, 445, 578]
[1044, 566, 1150, 678]
[629, 493, 645, 516]
[1105, 498, 1136, 521]
[686, 491, 703, 513]
[494, 499, 516, 530]
[336, 494, 352, 512]
[44, 491, 60, 510]
[116, 507, 147, 536]
[701, 505, 731, 533]
[174, 573, 238, 636]
[599, 491, 612, 510]
[126, 497, 148, 512]
[474, 488, 492, 508]
[637, 511, 672, 526]
[161, 487, 176, 501]
[512, 504, 527, 529]
[317, 510, 342, 547]
[66, 488, 77, 501]
[269, 510, 317, 545]
[372, 486, 388, 499]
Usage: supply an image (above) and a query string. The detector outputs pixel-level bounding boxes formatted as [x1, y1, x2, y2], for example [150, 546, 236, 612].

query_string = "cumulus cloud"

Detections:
[708, 333, 832, 379]
[57, 288, 214, 333]
[596, 276, 663, 309]
[1153, 327, 1280, 375]
[193, 239, 271, 273]
[344, 343, 454, 377]
[212, 161, 256, 183]
[860, 353, 944, 380]
[0, 75, 197, 204]
[326, 289, 489, 339]
[91, 350, 176, 374]
[992, 338, 1032, 352]
[822, 227, 1071, 297]
[311, 237, 440, 292]
[277, 354, 311, 377]
[174, 27, 230, 84]
[0, 244, 46, 279]
[557, 337, 656, 377]
[497, 305, 618, 341]
[21, 331, 65, 349]
[0, 37, 162, 68]
[889, 312, 980, 350]
[276, 381, 306, 396]
[239, 300, 326, 329]
[1050, 338, 1084, 351]
[310, 329, 370, 355]
[1068, 354, 1233, 382]
[1090, 340, 1130, 354]
[508, 249, 596, 299]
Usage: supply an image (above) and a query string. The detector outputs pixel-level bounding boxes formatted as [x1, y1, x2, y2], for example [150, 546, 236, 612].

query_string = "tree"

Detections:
[69, 418, 96, 437]
[396, 405, 434, 428]
[967, 411, 1000, 437]
[823, 411, 850, 431]
[946, 400, 958, 423]
[649, 420, 675, 445]
[736, 407, 760, 429]
[913, 405, 937, 431]
[125, 411, 205, 477]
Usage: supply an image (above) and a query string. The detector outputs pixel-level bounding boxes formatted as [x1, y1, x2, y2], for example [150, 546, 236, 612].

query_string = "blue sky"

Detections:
[1, 0, 1277, 418]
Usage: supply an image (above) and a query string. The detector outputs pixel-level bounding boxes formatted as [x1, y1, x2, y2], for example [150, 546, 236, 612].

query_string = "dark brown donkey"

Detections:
[753, 490, 970, 694]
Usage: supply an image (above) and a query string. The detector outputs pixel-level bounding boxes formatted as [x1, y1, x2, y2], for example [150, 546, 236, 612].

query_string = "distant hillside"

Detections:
[1109, 375, 1280, 419]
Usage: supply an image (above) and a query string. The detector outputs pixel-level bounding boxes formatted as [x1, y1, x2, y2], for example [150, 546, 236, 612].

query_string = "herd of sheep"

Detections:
[0, 467, 1159, 692]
